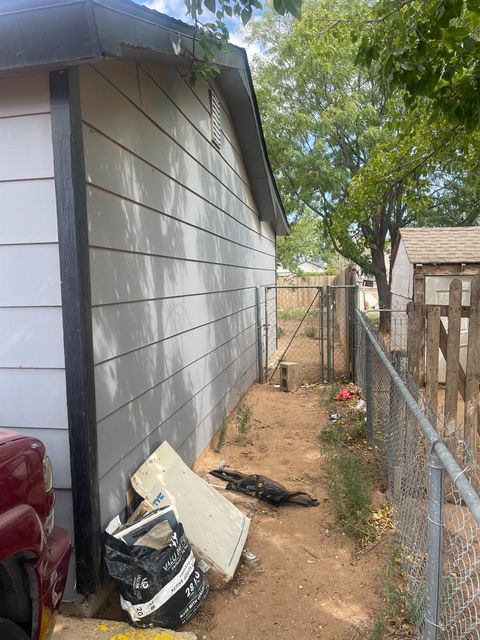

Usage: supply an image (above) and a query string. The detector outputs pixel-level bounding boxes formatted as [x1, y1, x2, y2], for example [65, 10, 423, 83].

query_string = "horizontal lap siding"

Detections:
[80, 61, 275, 527]
[0, 72, 69, 496]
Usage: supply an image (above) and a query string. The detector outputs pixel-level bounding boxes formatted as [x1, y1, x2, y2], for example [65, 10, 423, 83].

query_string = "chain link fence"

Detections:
[265, 285, 322, 384]
[356, 310, 480, 640]
[264, 284, 355, 384]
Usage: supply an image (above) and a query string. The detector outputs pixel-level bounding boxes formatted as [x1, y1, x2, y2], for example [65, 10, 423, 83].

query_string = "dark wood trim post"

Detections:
[50, 67, 102, 595]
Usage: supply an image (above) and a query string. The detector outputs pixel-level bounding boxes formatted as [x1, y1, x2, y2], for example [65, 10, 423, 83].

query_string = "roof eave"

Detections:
[0, 0, 288, 235]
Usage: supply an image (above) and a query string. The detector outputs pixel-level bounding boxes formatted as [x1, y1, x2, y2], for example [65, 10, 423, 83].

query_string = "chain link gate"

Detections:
[263, 284, 357, 384]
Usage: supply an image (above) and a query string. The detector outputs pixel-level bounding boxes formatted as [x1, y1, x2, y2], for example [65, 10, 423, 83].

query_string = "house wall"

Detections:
[0, 71, 76, 592]
[79, 61, 276, 528]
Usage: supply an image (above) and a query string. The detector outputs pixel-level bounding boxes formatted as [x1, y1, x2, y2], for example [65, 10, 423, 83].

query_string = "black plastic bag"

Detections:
[104, 518, 208, 628]
[209, 469, 319, 507]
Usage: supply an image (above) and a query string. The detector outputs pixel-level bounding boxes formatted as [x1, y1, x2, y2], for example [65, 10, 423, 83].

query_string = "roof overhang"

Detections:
[0, 0, 288, 235]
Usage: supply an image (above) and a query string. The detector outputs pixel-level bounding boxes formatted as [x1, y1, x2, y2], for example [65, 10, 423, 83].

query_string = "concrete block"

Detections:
[279, 362, 299, 392]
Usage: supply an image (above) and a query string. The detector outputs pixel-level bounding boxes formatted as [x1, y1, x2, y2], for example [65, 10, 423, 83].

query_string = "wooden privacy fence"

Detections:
[407, 274, 480, 457]
[276, 275, 335, 308]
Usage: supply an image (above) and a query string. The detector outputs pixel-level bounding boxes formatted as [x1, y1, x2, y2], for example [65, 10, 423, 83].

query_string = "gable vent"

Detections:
[210, 89, 222, 149]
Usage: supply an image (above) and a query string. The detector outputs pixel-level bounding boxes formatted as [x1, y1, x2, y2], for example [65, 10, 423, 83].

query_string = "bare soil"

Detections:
[183, 383, 386, 640]
[63, 383, 389, 640]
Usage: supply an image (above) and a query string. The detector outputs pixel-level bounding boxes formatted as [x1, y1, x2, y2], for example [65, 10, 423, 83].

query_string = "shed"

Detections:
[390, 227, 480, 372]
[0, 0, 287, 602]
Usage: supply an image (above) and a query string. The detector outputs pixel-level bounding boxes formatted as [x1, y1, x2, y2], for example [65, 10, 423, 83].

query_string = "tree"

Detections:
[183, 0, 302, 66]
[246, 0, 480, 330]
[276, 210, 341, 273]
[244, 0, 437, 328]
[358, 0, 480, 129]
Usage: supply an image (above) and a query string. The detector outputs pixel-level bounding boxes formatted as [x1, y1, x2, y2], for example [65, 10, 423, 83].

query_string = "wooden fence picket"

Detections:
[444, 279, 463, 426]
[425, 306, 440, 421]
[407, 301, 424, 385]
[464, 274, 480, 456]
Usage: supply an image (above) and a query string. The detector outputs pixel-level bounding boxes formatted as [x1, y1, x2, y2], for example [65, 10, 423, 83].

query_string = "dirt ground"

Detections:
[184, 384, 386, 640]
[60, 382, 390, 640]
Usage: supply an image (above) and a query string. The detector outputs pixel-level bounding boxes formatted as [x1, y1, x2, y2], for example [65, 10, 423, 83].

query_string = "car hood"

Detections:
[0, 428, 28, 446]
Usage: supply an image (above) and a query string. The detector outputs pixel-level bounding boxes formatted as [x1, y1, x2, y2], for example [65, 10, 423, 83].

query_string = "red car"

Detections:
[0, 428, 71, 640]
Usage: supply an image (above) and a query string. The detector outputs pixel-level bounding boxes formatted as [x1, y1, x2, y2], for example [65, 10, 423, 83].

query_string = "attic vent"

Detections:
[210, 90, 222, 149]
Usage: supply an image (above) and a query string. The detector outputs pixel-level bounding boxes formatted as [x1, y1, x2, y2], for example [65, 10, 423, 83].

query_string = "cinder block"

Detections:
[279, 362, 299, 392]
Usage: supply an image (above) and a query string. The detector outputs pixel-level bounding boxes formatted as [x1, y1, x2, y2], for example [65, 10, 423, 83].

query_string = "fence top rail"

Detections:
[327, 284, 357, 288]
[357, 309, 480, 526]
[266, 285, 325, 289]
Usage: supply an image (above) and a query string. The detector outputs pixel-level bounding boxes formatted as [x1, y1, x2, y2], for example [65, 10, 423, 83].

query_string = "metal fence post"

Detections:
[320, 288, 325, 382]
[326, 286, 332, 382]
[264, 287, 270, 383]
[425, 447, 444, 640]
[255, 286, 264, 383]
[365, 334, 374, 443]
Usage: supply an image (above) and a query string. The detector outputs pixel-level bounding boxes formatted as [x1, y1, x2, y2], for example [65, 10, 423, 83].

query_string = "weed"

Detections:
[214, 408, 228, 452]
[304, 326, 316, 338]
[236, 402, 253, 436]
[320, 400, 374, 541]
[277, 307, 314, 321]
[325, 447, 373, 538]
[277, 325, 285, 339]
[369, 545, 410, 640]
[365, 310, 380, 327]
[326, 382, 341, 403]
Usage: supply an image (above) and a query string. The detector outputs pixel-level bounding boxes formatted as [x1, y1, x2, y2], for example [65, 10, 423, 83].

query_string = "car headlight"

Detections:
[43, 455, 53, 493]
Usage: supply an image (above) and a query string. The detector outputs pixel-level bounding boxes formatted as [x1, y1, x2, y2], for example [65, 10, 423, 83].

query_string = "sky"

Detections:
[136, 0, 263, 60]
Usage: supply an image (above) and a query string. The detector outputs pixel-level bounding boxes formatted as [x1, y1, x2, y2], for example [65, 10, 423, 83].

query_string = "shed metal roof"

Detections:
[399, 227, 480, 264]
[0, 0, 288, 235]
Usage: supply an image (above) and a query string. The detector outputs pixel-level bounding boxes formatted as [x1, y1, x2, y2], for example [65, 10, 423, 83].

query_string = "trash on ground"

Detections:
[242, 549, 261, 567]
[335, 389, 354, 401]
[202, 473, 258, 510]
[329, 412, 341, 421]
[104, 505, 208, 629]
[209, 469, 319, 507]
[131, 442, 250, 589]
[355, 399, 367, 413]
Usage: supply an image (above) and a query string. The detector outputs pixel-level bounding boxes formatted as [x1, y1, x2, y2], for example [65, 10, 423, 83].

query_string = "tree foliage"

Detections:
[359, 0, 480, 128]
[246, 0, 480, 328]
[246, 0, 418, 309]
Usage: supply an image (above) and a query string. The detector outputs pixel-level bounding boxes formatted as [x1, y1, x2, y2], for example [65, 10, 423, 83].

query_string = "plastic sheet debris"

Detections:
[329, 412, 341, 421]
[104, 507, 208, 629]
[335, 389, 354, 401]
[355, 399, 367, 413]
[209, 469, 319, 507]
[131, 442, 250, 589]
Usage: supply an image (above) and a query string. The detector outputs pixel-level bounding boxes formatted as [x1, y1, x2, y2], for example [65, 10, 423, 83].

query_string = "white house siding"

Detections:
[79, 61, 276, 527]
[0, 70, 77, 594]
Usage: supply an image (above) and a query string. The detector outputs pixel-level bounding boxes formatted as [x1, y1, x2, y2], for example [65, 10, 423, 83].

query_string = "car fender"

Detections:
[0, 504, 44, 564]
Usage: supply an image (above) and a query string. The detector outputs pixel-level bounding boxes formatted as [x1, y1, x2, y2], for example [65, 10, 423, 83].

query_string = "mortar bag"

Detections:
[209, 469, 319, 507]
[103, 521, 209, 628]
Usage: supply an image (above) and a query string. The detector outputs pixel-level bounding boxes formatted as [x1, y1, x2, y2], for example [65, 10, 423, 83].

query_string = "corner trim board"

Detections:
[50, 67, 102, 595]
